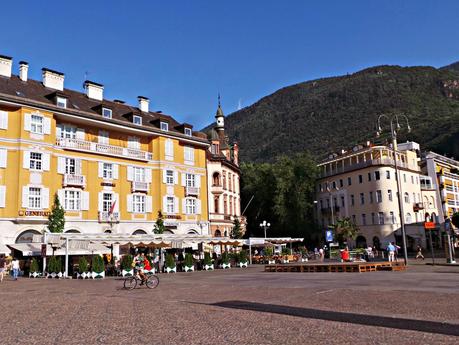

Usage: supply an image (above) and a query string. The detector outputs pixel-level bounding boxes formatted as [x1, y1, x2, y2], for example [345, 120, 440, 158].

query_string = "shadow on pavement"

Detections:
[202, 300, 459, 336]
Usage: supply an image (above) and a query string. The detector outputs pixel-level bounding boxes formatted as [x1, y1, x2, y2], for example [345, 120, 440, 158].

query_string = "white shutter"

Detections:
[57, 157, 65, 174]
[113, 193, 119, 212]
[162, 195, 168, 212]
[76, 128, 85, 140]
[145, 169, 152, 183]
[127, 166, 134, 181]
[113, 164, 119, 179]
[182, 198, 186, 214]
[196, 199, 202, 214]
[42, 153, 50, 171]
[173, 171, 179, 185]
[81, 191, 90, 211]
[0, 185, 5, 207]
[181, 173, 186, 186]
[98, 192, 103, 212]
[23, 151, 30, 169]
[0, 111, 8, 129]
[24, 113, 31, 131]
[43, 117, 51, 135]
[195, 175, 201, 188]
[174, 197, 179, 214]
[22, 186, 29, 208]
[127, 194, 133, 212]
[0, 149, 7, 168]
[56, 124, 62, 139]
[98, 162, 104, 178]
[146, 196, 152, 213]
[75, 159, 82, 175]
[42, 188, 50, 209]
[57, 189, 65, 206]
[162, 169, 167, 184]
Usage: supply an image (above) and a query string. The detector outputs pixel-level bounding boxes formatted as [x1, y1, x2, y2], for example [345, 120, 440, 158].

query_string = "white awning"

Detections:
[0, 241, 10, 255]
[8, 243, 110, 256]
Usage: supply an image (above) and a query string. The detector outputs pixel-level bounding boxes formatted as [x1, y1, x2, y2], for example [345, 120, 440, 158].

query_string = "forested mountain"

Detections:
[209, 64, 459, 163]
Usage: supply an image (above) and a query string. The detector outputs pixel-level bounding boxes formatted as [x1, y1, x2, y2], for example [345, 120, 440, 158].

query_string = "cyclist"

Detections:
[133, 253, 146, 284]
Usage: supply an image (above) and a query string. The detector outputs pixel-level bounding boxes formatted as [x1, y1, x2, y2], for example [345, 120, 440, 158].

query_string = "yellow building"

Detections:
[0, 55, 210, 249]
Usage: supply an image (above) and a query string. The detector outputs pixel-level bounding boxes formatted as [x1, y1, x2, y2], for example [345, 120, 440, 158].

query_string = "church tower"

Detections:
[215, 94, 225, 132]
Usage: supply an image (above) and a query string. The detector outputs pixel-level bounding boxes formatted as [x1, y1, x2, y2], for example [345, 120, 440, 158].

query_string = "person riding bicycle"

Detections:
[133, 253, 146, 284]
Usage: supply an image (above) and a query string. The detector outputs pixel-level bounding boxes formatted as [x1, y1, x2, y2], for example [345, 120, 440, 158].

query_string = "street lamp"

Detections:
[259, 220, 271, 239]
[377, 114, 411, 266]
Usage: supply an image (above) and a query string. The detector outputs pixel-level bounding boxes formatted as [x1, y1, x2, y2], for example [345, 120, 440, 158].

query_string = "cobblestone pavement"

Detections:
[1, 262, 459, 345]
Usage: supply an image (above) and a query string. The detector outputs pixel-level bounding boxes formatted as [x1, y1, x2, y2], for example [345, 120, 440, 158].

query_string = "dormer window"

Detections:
[184, 128, 192, 137]
[160, 122, 168, 131]
[56, 96, 67, 108]
[102, 107, 112, 119]
[133, 115, 142, 125]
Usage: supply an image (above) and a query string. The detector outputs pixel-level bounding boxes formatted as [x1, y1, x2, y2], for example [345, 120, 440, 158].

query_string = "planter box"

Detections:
[268, 260, 276, 265]
[165, 266, 176, 273]
[239, 262, 248, 268]
[282, 259, 289, 264]
[76, 272, 91, 279]
[47, 272, 63, 279]
[221, 263, 231, 269]
[301, 258, 308, 263]
[122, 269, 134, 277]
[184, 265, 194, 272]
[29, 272, 41, 278]
[144, 268, 156, 275]
[92, 271, 105, 279]
[204, 264, 214, 271]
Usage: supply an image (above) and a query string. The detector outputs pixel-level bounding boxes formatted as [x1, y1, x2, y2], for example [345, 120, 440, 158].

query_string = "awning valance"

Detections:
[8, 243, 110, 256]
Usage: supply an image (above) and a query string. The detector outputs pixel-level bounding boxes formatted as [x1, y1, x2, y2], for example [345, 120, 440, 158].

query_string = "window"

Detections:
[416, 176, 419, 184]
[350, 194, 355, 206]
[411, 175, 414, 184]
[160, 122, 169, 131]
[29, 152, 42, 170]
[362, 214, 367, 225]
[375, 171, 380, 180]
[186, 198, 196, 214]
[378, 212, 385, 225]
[133, 115, 142, 125]
[28, 187, 41, 209]
[371, 212, 376, 224]
[186, 173, 196, 187]
[352, 215, 356, 224]
[184, 146, 194, 163]
[61, 125, 76, 139]
[128, 136, 140, 150]
[30, 114, 44, 134]
[56, 97, 67, 108]
[369, 191, 373, 203]
[386, 171, 390, 179]
[339, 179, 343, 188]
[102, 108, 112, 119]
[98, 130, 109, 144]
[166, 196, 175, 213]
[388, 190, 393, 202]
[347, 177, 352, 186]
[103, 163, 113, 179]
[403, 174, 407, 183]
[404, 192, 410, 203]
[166, 170, 174, 185]
[340, 196, 345, 207]
[184, 128, 192, 136]
[165, 139, 174, 159]
[368, 172, 372, 182]
[406, 213, 412, 223]
[64, 190, 81, 211]
[390, 211, 396, 224]
[133, 167, 145, 182]
[102, 193, 113, 212]
[360, 193, 365, 205]
[65, 158, 76, 174]
[332, 181, 336, 189]
[376, 190, 382, 203]
[132, 194, 146, 213]
[358, 175, 363, 184]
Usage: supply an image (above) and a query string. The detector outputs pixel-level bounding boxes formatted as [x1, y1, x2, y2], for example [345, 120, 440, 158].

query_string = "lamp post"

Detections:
[259, 220, 271, 239]
[377, 114, 411, 266]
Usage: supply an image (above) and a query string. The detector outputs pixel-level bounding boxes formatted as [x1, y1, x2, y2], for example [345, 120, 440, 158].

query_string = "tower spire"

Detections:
[215, 93, 225, 130]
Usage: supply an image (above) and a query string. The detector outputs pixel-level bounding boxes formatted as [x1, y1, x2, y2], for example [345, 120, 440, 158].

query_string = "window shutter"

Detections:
[24, 113, 31, 131]
[162, 195, 168, 213]
[56, 124, 62, 139]
[76, 128, 85, 140]
[162, 169, 167, 184]
[127, 194, 133, 212]
[22, 186, 29, 208]
[98, 192, 103, 212]
[113, 193, 119, 212]
[113, 164, 119, 179]
[181, 173, 186, 186]
[98, 162, 104, 178]
[145, 169, 152, 183]
[0, 149, 7, 168]
[81, 191, 90, 211]
[174, 171, 179, 185]
[182, 198, 186, 214]
[0, 185, 5, 208]
[146, 196, 152, 213]
[127, 166, 134, 181]
[174, 197, 179, 214]
[196, 199, 202, 214]
[43, 117, 51, 135]
[42, 153, 51, 171]
[57, 157, 65, 174]
[23, 151, 30, 169]
[75, 159, 82, 175]
[195, 175, 201, 188]
[42, 188, 50, 209]
[57, 189, 65, 205]
[0, 111, 8, 130]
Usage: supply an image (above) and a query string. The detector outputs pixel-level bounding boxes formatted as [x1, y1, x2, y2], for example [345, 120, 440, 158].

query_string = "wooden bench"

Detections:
[264, 261, 406, 273]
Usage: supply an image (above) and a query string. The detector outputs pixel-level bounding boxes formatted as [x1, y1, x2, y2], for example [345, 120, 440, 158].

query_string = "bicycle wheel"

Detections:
[123, 277, 137, 290]
[146, 275, 159, 289]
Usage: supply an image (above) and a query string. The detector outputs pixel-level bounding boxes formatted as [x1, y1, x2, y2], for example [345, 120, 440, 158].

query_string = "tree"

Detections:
[48, 193, 65, 233]
[452, 212, 459, 229]
[231, 218, 243, 239]
[153, 211, 166, 234]
[334, 217, 359, 245]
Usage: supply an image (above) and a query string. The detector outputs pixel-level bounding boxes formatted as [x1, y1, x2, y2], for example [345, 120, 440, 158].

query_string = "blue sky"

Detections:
[1, 1, 459, 129]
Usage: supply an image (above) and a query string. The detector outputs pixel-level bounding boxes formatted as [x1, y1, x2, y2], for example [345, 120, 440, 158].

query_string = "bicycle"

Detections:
[123, 273, 159, 290]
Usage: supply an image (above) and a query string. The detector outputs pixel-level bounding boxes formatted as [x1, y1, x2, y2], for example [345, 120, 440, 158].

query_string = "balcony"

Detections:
[413, 202, 424, 212]
[98, 212, 120, 223]
[320, 206, 340, 214]
[63, 174, 86, 188]
[185, 186, 200, 196]
[131, 181, 149, 193]
[56, 138, 152, 161]
[211, 184, 223, 194]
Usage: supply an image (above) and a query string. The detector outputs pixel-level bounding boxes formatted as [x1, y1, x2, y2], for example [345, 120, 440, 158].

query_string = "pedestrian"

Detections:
[319, 248, 325, 262]
[11, 257, 20, 280]
[0, 255, 6, 283]
[415, 245, 425, 260]
[387, 242, 396, 262]
[314, 247, 319, 260]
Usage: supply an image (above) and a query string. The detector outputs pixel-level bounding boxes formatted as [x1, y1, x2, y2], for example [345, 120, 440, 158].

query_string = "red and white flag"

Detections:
[109, 198, 117, 215]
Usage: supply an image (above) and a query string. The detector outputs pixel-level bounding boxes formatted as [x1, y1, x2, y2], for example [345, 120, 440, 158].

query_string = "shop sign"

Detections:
[424, 221, 436, 229]
[101, 182, 116, 187]
[165, 215, 182, 219]
[19, 210, 51, 217]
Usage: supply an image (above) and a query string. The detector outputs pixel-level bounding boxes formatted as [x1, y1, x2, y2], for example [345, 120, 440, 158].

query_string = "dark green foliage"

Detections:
[91, 255, 105, 273]
[452, 212, 459, 229]
[120, 254, 133, 270]
[48, 193, 65, 233]
[265, 247, 273, 257]
[281, 247, 290, 255]
[239, 250, 248, 263]
[78, 257, 89, 273]
[203, 252, 212, 266]
[165, 253, 176, 268]
[184, 253, 193, 267]
[221, 252, 230, 264]
[153, 211, 166, 234]
[47, 256, 61, 273]
[335, 217, 360, 244]
[30, 258, 39, 272]
[231, 218, 243, 239]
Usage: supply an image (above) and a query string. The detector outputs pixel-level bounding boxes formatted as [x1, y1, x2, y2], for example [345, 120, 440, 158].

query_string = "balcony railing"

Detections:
[63, 174, 86, 188]
[98, 212, 120, 223]
[132, 181, 149, 192]
[185, 186, 200, 196]
[56, 138, 152, 161]
[211, 184, 223, 194]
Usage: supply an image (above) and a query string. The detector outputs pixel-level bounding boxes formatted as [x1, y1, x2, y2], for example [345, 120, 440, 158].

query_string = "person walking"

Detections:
[11, 258, 20, 280]
[0, 255, 6, 283]
[319, 248, 325, 262]
[387, 242, 396, 262]
[415, 245, 425, 260]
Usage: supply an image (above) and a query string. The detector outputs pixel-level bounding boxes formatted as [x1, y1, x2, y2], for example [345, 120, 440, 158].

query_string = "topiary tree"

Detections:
[165, 253, 176, 269]
[203, 252, 212, 266]
[48, 193, 65, 233]
[78, 257, 89, 273]
[47, 256, 61, 273]
[120, 254, 133, 271]
[452, 212, 459, 229]
[91, 255, 105, 273]
[30, 258, 39, 273]
[153, 211, 166, 234]
[231, 218, 243, 239]
[239, 250, 248, 263]
[184, 253, 193, 268]
[221, 252, 230, 264]
[265, 246, 273, 257]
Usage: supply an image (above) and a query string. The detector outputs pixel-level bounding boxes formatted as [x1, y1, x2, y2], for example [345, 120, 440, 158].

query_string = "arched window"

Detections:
[355, 235, 367, 248]
[431, 212, 437, 223]
[214, 229, 222, 237]
[425, 212, 431, 222]
[163, 229, 174, 234]
[187, 230, 198, 235]
[405, 213, 412, 223]
[212, 172, 221, 186]
[133, 229, 147, 235]
[429, 197, 435, 209]
[404, 192, 410, 203]
[15, 230, 41, 243]
[372, 236, 381, 250]
[214, 196, 219, 213]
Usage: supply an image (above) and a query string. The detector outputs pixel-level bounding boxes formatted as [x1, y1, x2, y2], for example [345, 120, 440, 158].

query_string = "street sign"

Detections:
[325, 230, 334, 242]
[424, 221, 435, 229]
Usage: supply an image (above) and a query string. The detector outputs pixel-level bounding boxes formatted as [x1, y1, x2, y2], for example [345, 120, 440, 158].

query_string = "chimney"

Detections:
[42, 68, 64, 91]
[19, 61, 29, 82]
[84, 80, 104, 101]
[138, 96, 149, 112]
[0, 55, 12, 78]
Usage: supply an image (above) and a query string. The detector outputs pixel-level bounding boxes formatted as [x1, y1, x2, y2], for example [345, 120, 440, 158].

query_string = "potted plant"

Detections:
[299, 247, 308, 262]
[29, 257, 40, 278]
[165, 253, 176, 273]
[184, 253, 194, 272]
[282, 247, 290, 263]
[265, 247, 275, 264]
[77, 257, 90, 279]
[47, 256, 62, 278]
[91, 255, 105, 279]
[121, 254, 134, 277]
[221, 252, 231, 269]
[239, 250, 248, 268]
[203, 252, 213, 270]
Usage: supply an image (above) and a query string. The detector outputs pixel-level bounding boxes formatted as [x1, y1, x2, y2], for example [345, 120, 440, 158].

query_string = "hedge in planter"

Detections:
[203, 252, 213, 270]
[239, 251, 248, 268]
[91, 255, 105, 279]
[77, 257, 90, 279]
[184, 253, 194, 272]
[165, 253, 176, 273]
[47, 256, 62, 278]
[121, 254, 134, 277]
[221, 252, 231, 269]
[29, 257, 40, 278]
